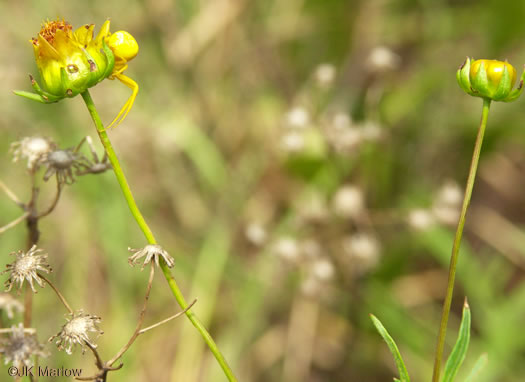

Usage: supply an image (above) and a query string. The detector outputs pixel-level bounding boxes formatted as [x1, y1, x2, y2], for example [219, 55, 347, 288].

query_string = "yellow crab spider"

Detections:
[106, 30, 139, 129]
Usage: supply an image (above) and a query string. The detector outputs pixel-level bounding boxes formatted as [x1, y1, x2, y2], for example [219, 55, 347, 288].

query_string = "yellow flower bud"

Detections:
[457, 57, 525, 102]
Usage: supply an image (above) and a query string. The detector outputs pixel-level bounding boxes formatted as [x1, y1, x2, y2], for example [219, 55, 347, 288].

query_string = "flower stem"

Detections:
[80, 90, 238, 382]
[431, 97, 491, 382]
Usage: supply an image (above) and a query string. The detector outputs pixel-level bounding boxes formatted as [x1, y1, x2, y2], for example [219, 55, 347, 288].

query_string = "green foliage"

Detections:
[442, 300, 471, 382]
[370, 314, 410, 382]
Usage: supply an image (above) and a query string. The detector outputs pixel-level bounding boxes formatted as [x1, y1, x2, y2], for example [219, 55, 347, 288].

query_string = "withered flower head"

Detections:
[2, 245, 52, 293]
[0, 293, 24, 319]
[0, 324, 48, 367]
[10, 136, 56, 170]
[128, 244, 175, 270]
[49, 310, 103, 355]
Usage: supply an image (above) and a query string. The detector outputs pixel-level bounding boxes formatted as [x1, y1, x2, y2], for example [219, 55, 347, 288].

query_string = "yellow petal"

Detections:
[37, 34, 60, 60]
[74, 24, 94, 46]
[53, 28, 71, 54]
[95, 19, 111, 44]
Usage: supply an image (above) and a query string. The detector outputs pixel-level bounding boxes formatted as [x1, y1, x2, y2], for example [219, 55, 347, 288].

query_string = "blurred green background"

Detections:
[2, 0, 525, 381]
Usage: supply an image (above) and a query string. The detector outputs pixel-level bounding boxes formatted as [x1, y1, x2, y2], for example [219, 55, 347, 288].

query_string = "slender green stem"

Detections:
[80, 90, 238, 382]
[431, 98, 491, 382]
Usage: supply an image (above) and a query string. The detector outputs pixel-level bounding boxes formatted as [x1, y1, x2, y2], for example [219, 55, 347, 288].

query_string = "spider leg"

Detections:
[74, 137, 87, 153]
[107, 73, 139, 129]
[85, 136, 100, 163]
[111, 62, 128, 77]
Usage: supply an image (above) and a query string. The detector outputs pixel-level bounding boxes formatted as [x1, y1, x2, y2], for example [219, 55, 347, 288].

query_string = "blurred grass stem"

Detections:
[431, 97, 491, 382]
[80, 90, 238, 382]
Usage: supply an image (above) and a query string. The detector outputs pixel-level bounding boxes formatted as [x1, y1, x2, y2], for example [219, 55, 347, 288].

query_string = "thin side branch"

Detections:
[38, 273, 74, 314]
[106, 264, 155, 366]
[36, 179, 63, 219]
[139, 299, 197, 334]
[0, 211, 29, 234]
[0, 179, 24, 207]
[0, 328, 36, 334]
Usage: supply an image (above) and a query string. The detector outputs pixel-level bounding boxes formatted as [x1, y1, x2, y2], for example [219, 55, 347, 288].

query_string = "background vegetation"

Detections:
[1, 0, 525, 381]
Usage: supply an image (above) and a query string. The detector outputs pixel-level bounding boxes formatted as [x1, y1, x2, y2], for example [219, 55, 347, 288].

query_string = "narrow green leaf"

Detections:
[464, 353, 488, 382]
[370, 314, 410, 382]
[442, 299, 471, 382]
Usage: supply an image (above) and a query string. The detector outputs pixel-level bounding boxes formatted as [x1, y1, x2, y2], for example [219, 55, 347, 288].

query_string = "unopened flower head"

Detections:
[15, 19, 139, 128]
[128, 244, 175, 269]
[0, 324, 47, 367]
[457, 57, 525, 102]
[50, 310, 103, 355]
[2, 245, 52, 293]
[0, 293, 24, 319]
[11, 136, 56, 170]
[43, 148, 90, 185]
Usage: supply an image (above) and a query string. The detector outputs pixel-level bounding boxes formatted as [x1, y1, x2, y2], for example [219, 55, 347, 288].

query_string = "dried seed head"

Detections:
[367, 46, 401, 72]
[310, 258, 335, 281]
[244, 222, 267, 246]
[42, 148, 89, 185]
[315, 63, 336, 87]
[2, 245, 52, 293]
[0, 324, 48, 367]
[407, 209, 435, 231]
[128, 244, 175, 270]
[342, 233, 381, 273]
[49, 310, 103, 355]
[0, 293, 24, 319]
[10, 136, 56, 170]
[332, 185, 364, 218]
[272, 237, 301, 263]
[281, 131, 305, 153]
[285, 107, 310, 129]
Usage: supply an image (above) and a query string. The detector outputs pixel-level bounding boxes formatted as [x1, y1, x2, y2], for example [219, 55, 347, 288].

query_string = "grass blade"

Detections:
[370, 314, 410, 382]
[442, 298, 471, 382]
[464, 353, 488, 382]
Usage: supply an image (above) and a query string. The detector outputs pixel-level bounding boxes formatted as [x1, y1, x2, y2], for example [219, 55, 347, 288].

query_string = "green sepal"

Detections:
[492, 64, 512, 101]
[471, 61, 490, 98]
[441, 298, 471, 382]
[370, 314, 410, 382]
[28, 74, 64, 102]
[101, 39, 115, 79]
[457, 57, 473, 95]
[12, 90, 48, 103]
[503, 66, 525, 102]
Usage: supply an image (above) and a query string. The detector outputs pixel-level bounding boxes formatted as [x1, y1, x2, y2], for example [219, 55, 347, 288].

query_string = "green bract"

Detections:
[457, 57, 525, 102]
